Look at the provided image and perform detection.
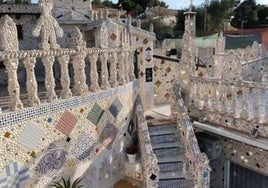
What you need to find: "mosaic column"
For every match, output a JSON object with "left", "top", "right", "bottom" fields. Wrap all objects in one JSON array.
[
  {"left": 43, "top": 56, "right": 57, "bottom": 102},
  {"left": 108, "top": 52, "right": 118, "bottom": 88},
  {"left": 240, "top": 87, "right": 249, "bottom": 120},
  {"left": 88, "top": 52, "right": 100, "bottom": 92},
  {"left": 129, "top": 50, "right": 135, "bottom": 81},
  {"left": 99, "top": 52, "right": 110, "bottom": 90},
  {"left": 4, "top": 59, "right": 23, "bottom": 110},
  {"left": 71, "top": 52, "right": 88, "bottom": 96},
  {"left": 117, "top": 51, "right": 126, "bottom": 85},
  {"left": 23, "top": 57, "right": 40, "bottom": 106},
  {"left": 58, "top": 55, "right": 72, "bottom": 99}
]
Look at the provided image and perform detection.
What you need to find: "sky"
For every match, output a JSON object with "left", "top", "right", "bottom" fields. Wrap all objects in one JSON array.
[
  {"left": 164, "top": 0, "right": 268, "bottom": 10},
  {"left": 31, "top": 0, "right": 268, "bottom": 10}
]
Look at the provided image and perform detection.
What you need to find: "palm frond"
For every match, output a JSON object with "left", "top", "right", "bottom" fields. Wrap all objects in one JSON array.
[{"left": 72, "top": 177, "right": 84, "bottom": 188}]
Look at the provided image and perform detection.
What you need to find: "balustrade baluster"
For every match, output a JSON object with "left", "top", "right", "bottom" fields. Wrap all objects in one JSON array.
[
  {"left": 71, "top": 52, "right": 88, "bottom": 96},
  {"left": 23, "top": 57, "right": 40, "bottom": 106},
  {"left": 99, "top": 52, "right": 110, "bottom": 90},
  {"left": 42, "top": 56, "right": 57, "bottom": 102},
  {"left": 260, "top": 89, "right": 268, "bottom": 123},
  {"left": 3, "top": 59, "right": 23, "bottom": 110},
  {"left": 108, "top": 52, "right": 118, "bottom": 88},
  {"left": 195, "top": 82, "right": 201, "bottom": 109},
  {"left": 117, "top": 51, "right": 126, "bottom": 85},
  {"left": 129, "top": 50, "right": 135, "bottom": 81},
  {"left": 88, "top": 52, "right": 100, "bottom": 92},
  {"left": 240, "top": 87, "right": 249, "bottom": 119},
  {"left": 252, "top": 88, "right": 261, "bottom": 122},
  {"left": 124, "top": 51, "right": 130, "bottom": 83},
  {"left": 216, "top": 84, "right": 223, "bottom": 114},
  {"left": 58, "top": 55, "right": 72, "bottom": 99},
  {"left": 230, "top": 86, "right": 237, "bottom": 116},
  {"left": 207, "top": 84, "right": 214, "bottom": 112}
]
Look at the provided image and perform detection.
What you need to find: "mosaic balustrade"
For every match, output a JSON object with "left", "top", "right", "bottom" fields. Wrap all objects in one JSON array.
[
  {"left": 135, "top": 96, "right": 160, "bottom": 188},
  {"left": 172, "top": 82, "right": 211, "bottom": 188},
  {"left": 190, "top": 77, "right": 268, "bottom": 138},
  {"left": 0, "top": 48, "right": 134, "bottom": 112}
]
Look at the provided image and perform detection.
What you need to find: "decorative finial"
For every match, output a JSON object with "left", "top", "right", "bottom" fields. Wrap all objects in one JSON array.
[{"left": 189, "top": 0, "right": 193, "bottom": 12}]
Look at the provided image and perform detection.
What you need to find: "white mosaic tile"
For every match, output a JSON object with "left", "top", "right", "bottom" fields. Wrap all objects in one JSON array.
[{"left": 16, "top": 121, "right": 44, "bottom": 150}]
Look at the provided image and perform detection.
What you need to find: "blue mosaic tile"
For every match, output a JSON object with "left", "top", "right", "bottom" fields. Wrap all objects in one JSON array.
[
  {"left": 86, "top": 103, "right": 104, "bottom": 125},
  {"left": 0, "top": 161, "right": 30, "bottom": 188},
  {"left": 36, "top": 143, "right": 67, "bottom": 175},
  {"left": 71, "top": 133, "right": 96, "bottom": 161},
  {"left": 108, "top": 97, "right": 123, "bottom": 118},
  {"left": 16, "top": 121, "right": 44, "bottom": 150}
]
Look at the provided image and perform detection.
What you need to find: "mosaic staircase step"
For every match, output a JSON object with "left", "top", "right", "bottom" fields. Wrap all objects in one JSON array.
[
  {"left": 159, "top": 171, "right": 188, "bottom": 179},
  {"left": 159, "top": 161, "right": 186, "bottom": 173},
  {"left": 154, "top": 147, "right": 184, "bottom": 158},
  {"left": 150, "top": 133, "right": 179, "bottom": 145},
  {"left": 158, "top": 179, "right": 195, "bottom": 188},
  {"left": 149, "top": 126, "right": 177, "bottom": 136},
  {"left": 157, "top": 155, "right": 186, "bottom": 163},
  {"left": 152, "top": 141, "right": 181, "bottom": 150},
  {"left": 148, "top": 124, "right": 176, "bottom": 133}
]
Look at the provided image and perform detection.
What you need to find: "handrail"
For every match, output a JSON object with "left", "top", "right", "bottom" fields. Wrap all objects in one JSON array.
[
  {"left": 171, "top": 82, "right": 211, "bottom": 188},
  {"left": 135, "top": 96, "right": 159, "bottom": 188}
]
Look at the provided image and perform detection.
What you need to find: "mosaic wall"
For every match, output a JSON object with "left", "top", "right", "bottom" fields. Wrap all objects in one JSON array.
[
  {"left": 0, "top": 83, "right": 136, "bottom": 188},
  {"left": 153, "top": 49, "right": 187, "bottom": 104},
  {"left": 209, "top": 137, "right": 268, "bottom": 188}
]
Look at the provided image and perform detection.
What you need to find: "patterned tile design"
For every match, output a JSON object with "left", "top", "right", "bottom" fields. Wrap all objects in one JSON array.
[
  {"left": 56, "top": 111, "right": 77, "bottom": 136},
  {"left": 86, "top": 103, "right": 104, "bottom": 125},
  {"left": 0, "top": 81, "right": 137, "bottom": 128},
  {"left": 36, "top": 143, "right": 67, "bottom": 175},
  {"left": 108, "top": 97, "right": 123, "bottom": 118},
  {"left": 98, "top": 122, "right": 118, "bottom": 149},
  {"left": 0, "top": 161, "right": 30, "bottom": 188},
  {"left": 71, "top": 133, "right": 96, "bottom": 161},
  {"left": 16, "top": 121, "right": 44, "bottom": 150}
]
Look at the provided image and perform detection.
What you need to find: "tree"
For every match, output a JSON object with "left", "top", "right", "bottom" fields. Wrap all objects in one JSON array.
[
  {"left": 257, "top": 5, "right": 268, "bottom": 25},
  {"left": 232, "top": 0, "right": 258, "bottom": 28},
  {"left": 142, "top": 19, "right": 172, "bottom": 41}
]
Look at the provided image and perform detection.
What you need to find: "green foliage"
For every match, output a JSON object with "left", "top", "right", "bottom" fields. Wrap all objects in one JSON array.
[
  {"left": 142, "top": 19, "right": 172, "bottom": 41},
  {"left": 232, "top": 0, "right": 259, "bottom": 28},
  {"left": 257, "top": 5, "right": 268, "bottom": 25},
  {"left": 50, "top": 177, "right": 84, "bottom": 188},
  {"left": 118, "top": 0, "right": 167, "bottom": 13}
]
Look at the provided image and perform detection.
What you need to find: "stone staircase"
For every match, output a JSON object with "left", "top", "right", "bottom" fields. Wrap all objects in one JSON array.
[{"left": 148, "top": 124, "right": 195, "bottom": 188}]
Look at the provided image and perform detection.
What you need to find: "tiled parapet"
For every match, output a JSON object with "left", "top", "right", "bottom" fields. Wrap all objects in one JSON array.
[
  {"left": 0, "top": 81, "right": 137, "bottom": 187},
  {"left": 135, "top": 96, "right": 160, "bottom": 188},
  {"left": 171, "top": 82, "right": 211, "bottom": 188}
]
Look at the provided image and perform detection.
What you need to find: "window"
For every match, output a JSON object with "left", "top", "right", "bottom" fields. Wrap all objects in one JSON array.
[
  {"left": 226, "top": 161, "right": 268, "bottom": 188},
  {"left": 16, "top": 25, "right": 23, "bottom": 40}
]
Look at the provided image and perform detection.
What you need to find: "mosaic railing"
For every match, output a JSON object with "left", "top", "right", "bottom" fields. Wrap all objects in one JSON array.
[
  {"left": 189, "top": 76, "right": 268, "bottom": 138},
  {"left": 172, "top": 82, "right": 211, "bottom": 188},
  {"left": 135, "top": 96, "right": 159, "bottom": 188},
  {"left": 0, "top": 47, "right": 135, "bottom": 112}
]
